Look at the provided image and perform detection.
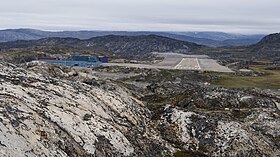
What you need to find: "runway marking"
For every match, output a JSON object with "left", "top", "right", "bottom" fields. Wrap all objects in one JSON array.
[
  {"left": 174, "top": 58, "right": 201, "bottom": 70},
  {"left": 174, "top": 58, "right": 185, "bottom": 69},
  {"left": 196, "top": 58, "right": 201, "bottom": 70}
]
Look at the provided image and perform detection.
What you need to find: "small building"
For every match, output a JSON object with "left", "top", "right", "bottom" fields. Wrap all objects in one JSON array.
[
  {"left": 36, "top": 55, "right": 101, "bottom": 67},
  {"left": 71, "top": 55, "right": 99, "bottom": 62}
]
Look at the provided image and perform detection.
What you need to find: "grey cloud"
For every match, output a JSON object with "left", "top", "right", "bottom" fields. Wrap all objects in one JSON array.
[{"left": 0, "top": 0, "right": 280, "bottom": 34}]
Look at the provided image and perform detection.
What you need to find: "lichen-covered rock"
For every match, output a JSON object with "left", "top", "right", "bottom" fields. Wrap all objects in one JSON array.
[
  {"left": 158, "top": 105, "right": 279, "bottom": 157},
  {"left": 0, "top": 62, "right": 279, "bottom": 157},
  {"left": 0, "top": 62, "right": 170, "bottom": 157}
]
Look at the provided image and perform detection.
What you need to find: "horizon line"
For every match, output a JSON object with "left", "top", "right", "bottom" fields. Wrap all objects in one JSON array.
[{"left": 0, "top": 27, "right": 272, "bottom": 35}]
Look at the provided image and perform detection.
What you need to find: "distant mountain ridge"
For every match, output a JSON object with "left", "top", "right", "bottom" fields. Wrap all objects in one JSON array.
[
  {"left": 0, "top": 28, "right": 265, "bottom": 46},
  {"left": 172, "top": 32, "right": 264, "bottom": 41}
]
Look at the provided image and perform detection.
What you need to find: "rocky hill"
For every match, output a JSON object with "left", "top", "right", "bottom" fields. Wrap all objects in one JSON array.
[
  {"left": 0, "top": 35, "right": 203, "bottom": 58},
  {"left": 0, "top": 29, "right": 264, "bottom": 46},
  {"left": 251, "top": 33, "right": 280, "bottom": 51},
  {"left": 0, "top": 62, "right": 169, "bottom": 156},
  {"left": 81, "top": 35, "right": 202, "bottom": 57},
  {"left": 0, "top": 62, "right": 279, "bottom": 156},
  {"left": 247, "top": 33, "right": 280, "bottom": 57}
]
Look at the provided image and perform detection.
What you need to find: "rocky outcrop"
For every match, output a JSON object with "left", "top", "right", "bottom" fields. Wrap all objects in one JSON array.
[
  {"left": 0, "top": 62, "right": 279, "bottom": 157},
  {"left": 0, "top": 62, "right": 171, "bottom": 157},
  {"left": 158, "top": 105, "right": 279, "bottom": 156}
]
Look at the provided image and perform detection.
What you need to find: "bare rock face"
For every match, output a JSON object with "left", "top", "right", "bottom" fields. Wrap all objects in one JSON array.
[
  {"left": 157, "top": 105, "right": 279, "bottom": 157},
  {"left": 0, "top": 62, "right": 279, "bottom": 157},
  {"left": 0, "top": 62, "right": 171, "bottom": 157}
]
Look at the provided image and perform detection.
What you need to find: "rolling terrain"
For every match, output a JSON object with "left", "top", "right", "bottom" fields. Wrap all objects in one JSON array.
[
  {"left": 249, "top": 33, "right": 280, "bottom": 55},
  {"left": 0, "top": 35, "right": 203, "bottom": 58},
  {"left": 0, "top": 29, "right": 265, "bottom": 46},
  {"left": 194, "top": 33, "right": 280, "bottom": 63},
  {"left": 0, "top": 33, "right": 279, "bottom": 66},
  {"left": 0, "top": 30, "right": 279, "bottom": 157},
  {"left": 0, "top": 61, "right": 279, "bottom": 157}
]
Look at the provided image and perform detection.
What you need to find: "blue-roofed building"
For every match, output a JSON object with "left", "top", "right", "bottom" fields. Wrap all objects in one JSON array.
[
  {"left": 71, "top": 55, "right": 99, "bottom": 62},
  {"left": 37, "top": 55, "right": 102, "bottom": 67}
]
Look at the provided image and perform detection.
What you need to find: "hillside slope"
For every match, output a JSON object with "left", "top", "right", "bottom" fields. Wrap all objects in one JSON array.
[
  {"left": 0, "top": 62, "right": 279, "bottom": 156},
  {"left": 248, "top": 33, "right": 280, "bottom": 57},
  {"left": 251, "top": 33, "right": 280, "bottom": 51},
  {"left": 0, "top": 62, "right": 171, "bottom": 156},
  {"left": 0, "top": 35, "right": 203, "bottom": 58}
]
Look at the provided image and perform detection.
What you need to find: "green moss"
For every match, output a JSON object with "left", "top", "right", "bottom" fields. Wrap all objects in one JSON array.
[{"left": 209, "top": 65, "right": 280, "bottom": 89}]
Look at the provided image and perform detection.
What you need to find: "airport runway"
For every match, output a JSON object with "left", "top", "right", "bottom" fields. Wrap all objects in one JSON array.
[{"left": 102, "top": 53, "right": 233, "bottom": 73}]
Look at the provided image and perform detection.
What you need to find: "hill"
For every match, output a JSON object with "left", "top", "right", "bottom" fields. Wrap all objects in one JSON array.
[
  {"left": 0, "top": 35, "right": 203, "bottom": 58},
  {"left": 247, "top": 33, "right": 280, "bottom": 57},
  {"left": 0, "top": 28, "right": 264, "bottom": 46},
  {"left": 250, "top": 33, "right": 280, "bottom": 51}
]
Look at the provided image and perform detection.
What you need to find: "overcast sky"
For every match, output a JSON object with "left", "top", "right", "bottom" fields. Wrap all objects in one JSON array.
[{"left": 0, "top": 0, "right": 279, "bottom": 34}]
